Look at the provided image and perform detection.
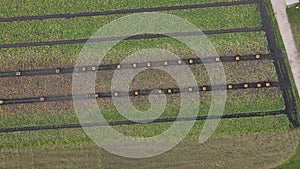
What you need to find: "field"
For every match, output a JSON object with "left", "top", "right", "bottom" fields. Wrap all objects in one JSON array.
[
  {"left": 1, "top": 130, "right": 299, "bottom": 169},
  {"left": 0, "top": 0, "right": 299, "bottom": 168}
]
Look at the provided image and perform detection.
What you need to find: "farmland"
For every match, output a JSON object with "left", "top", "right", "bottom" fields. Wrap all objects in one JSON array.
[{"left": 0, "top": 0, "right": 299, "bottom": 168}]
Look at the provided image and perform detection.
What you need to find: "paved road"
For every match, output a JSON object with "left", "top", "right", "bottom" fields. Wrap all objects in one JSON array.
[{"left": 271, "top": 0, "right": 300, "bottom": 98}]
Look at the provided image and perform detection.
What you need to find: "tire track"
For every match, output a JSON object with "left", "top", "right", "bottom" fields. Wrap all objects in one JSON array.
[
  {"left": 258, "top": 0, "right": 299, "bottom": 127},
  {"left": 0, "top": 27, "right": 262, "bottom": 49},
  {"left": 0, "top": 81, "right": 284, "bottom": 105},
  {"left": 0, "top": 53, "right": 272, "bottom": 78},
  {"left": 0, "top": 110, "right": 286, "bottom": 133}
]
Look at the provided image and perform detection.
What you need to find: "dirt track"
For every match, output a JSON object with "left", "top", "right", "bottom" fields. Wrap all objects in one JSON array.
[{"left": 271, "top": 0, "right": 300, "bottom": 98}]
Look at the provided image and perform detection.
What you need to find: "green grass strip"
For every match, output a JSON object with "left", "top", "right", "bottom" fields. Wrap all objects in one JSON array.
[
  {"left": 0, "top": 4, "right": 261, "bottom": 44},
  {"left": 0, "top": 0, "right": 244, "bottom": 17}
]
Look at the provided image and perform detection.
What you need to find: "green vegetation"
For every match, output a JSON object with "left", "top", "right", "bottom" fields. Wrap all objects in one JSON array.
[
  {"left": 0, "top": 0, "right": 242, "bottom": 17},
  {"left": 275, "top": 140, "right": 300, "bottom": 169},
  {"left": 0, "top": 3, "right": 265, "bottom": 71},
  {"left": 0, "top": 32, "right": 269, "bottom": 71},
  {"left": 273, "top": 5, "right": 300, "bottom": 169},
  {"left": 0, "top": 32, "right": 268, "bottom": 70},
  {"left": 0, "top": 4, "right": 261, "bottom": 44},
  {"left": 0, "top": 88, "right": 285, "bottom": 129},
  {"left": 1, "top": 129, "right": 298, "bottom": 169},
  {"left": 0, "top": 0, "right": 287, "bottom": 139},
  {"left": 0, "top": 60, "right": 278, "bottom": 99},
  {"left": 265, "top": 0, "right": 300, "bottom": 116},
  {"left": 0, "top": 114, "right": 291, "bottom": 148},
  {"left": 287, "top": 6, "right": 300, "bottom": 53},
  {"left": 0, "top": 0, "right": 298, "bottom": 168}
]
